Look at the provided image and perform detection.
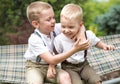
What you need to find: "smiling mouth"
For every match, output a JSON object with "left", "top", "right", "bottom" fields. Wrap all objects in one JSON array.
[{"left": 64, "top": 33, "right": 74, "bottom": 38}]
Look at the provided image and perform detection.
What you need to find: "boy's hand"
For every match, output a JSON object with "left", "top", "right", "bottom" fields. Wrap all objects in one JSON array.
[
  {"left": 96, "top": 41, "right": 115, "bottom": 51},
  {"left": 74, "top": 39, "right": 90, "bottom": 51},
  {"left": 103, "top": 45, "right": 115, "bottom": 50},
  {"left": 72, "top": 25, "right": 86, "bottom": 42},
  {"left": 47, "top": 65, "right": 56, "bottom": 79}
]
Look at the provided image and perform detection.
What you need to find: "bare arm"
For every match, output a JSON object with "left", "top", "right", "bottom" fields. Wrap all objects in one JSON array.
[
  {"left": 40, "top": 39, "right": 90, "bottom": 65},
  {"left": 95, "top": 41, "right": 115, "bottom": 50}
]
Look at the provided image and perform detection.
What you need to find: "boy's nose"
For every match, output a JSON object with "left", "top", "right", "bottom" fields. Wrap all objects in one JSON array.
[
  {"left": 64, "top": 29, "right": 70, "bottom": 33},
  {"left": 51, "top": 18, "right": 56, "bottom": 23}
]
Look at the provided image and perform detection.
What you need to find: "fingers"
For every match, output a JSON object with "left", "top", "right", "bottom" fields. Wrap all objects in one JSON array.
[
  {"left": 47, "top": 70, "right": 55, "bottom": 79},
  {"left": 71, "top": 35, "right": 77, "bottom": 41},
  {"left": 110, "top": 45, "right": 115, "bottom": 50},
  {"left": 74, "top": 39, "right": 90, "bottom": 51},
  {"left": 47, "top": 68, "right": 56, "bottom": 79},
  {"left": 53, "top": 68, "right": 56, "bottom": 75},
  {"left": 79, "top": 39, "right": 90, "bottom": 46},
  {"left": 75, "top": 38, "right": 81, "bottom": 45},
  {"left": 103, "top": 45, "right": 115, "bottom": 50},
  {"left": 80, "top": 39, "right": 90, "bottom": 45},
  {"left": 72, "top": 25, "right": 86, "bottom": 41},
  {"left": 80, "top": 40, "right": 90, "bottom": 50}
]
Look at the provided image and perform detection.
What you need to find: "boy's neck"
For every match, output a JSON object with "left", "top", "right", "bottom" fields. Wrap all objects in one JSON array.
[
  {"left": 36, "top": 28, "right": 51, "bottom": 38},
  {"left": 37, "top": 28, "right": 50, "bottom": 35}
]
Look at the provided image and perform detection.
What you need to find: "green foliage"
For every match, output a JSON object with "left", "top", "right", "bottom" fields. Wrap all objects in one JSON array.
[
  {"left": 95, "top": 5, "right": 120, "bottom": 35},
  {"left": 88, "top": 24, "right": 106, "bottom": 36},
  {"left": 0, "top": 0, "right": 119, "bottom": 45},
  {"left": 83, "top": 1, "right": 109, "bottom": 27},
  {"left": 0, "top": 0, "right": 36, "bottom": 45},
  {"left": 50, "top": 0, "right": 89, "bottom": 22},
  {"left": 0, "top": 32, "right": 10, "bottom": 45},
  {"left": 0, "top": 0, "right": 89, "bottom": 45},
  {"left": 83, "top": 0, "right": 120, "bottom": 36}
]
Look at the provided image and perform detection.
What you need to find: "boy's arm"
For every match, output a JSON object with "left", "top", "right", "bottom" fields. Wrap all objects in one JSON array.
[
  {"left": 47, "top": 64, "right": 56, "bottom": 79},
  {"left": 46, "top": 47, "right": 58, "bottom": 79},
  {"left": 72, "top": 23, "right": 86, "bottom": 41},
  {"left": 40, "top": 39, "right": 90, "bottom": 65},
  {"left": 95, "top": 41, "right": 115, "bottom": 50}
]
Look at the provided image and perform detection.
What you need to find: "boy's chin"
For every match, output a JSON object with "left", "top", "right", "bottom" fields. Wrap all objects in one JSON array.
[{"left": 50, "top": 29, "right": 54, "bottom": 32}]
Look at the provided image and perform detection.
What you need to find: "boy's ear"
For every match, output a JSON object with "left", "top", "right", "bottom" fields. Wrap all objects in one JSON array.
[
  {"left": 79, "top": 21, "right": 83, "bottom": 27},
  {"left": 31, "top": 20, "right": 39, "bottom": 28}
]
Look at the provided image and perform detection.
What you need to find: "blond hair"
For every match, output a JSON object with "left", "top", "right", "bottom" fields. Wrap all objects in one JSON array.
[
  {"left": 26, "top": 1, "right": 52, "bottom": 23},
  {"left": 60, "top": 3, "right": 83, "bottom": 22}
]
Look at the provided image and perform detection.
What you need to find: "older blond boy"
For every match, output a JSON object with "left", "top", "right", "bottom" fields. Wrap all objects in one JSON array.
[{"left": 24, "top": 1, "right": 90, "bottom": 84}]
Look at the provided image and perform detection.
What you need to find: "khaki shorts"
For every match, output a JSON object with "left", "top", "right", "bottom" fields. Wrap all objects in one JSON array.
[
  {"left": 25, "top": 60, "right": 65, "bottom": 84},
  {"left": 62, "top": 61, "right": 102, "bottom": 84}
]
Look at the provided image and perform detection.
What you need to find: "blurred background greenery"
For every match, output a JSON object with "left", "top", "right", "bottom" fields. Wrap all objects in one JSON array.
[{"left": 0, "top": 0, "right": 120, "bottom": 45}]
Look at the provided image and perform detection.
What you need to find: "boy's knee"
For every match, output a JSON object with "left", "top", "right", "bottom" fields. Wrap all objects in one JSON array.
[
  {"left": 59, "top": 71, "right": 71, "bottom": 79},
  {"left": 58, "top": 71, "right": 72, "bottom": 84}
]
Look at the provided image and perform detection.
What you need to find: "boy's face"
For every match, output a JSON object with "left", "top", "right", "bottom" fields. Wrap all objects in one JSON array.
[
  {"left": 60, "top": 16, "right": 80, "bottom": 39},
  {"left": 34, "top": 8, "right": 56, "bottom": 35}
]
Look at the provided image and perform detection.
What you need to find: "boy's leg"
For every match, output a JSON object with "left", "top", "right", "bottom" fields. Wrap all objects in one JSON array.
[
  {"left": 25, "top": 67, "right": 44, "bottom": 84},
  {"left": 57, "top": 69, "right": 72, "bottom": 84},
  {"left": 66, "top": 69, "right": 84, "bottom": 84},
  {"left": 47, "top": 69, "right": 72, "bottom": 84},
  {"left": 80, "top": 65, "right": 102, "bottom": 84},
  {"left": 61, "top": 61, "right": 84, "bottom": 84},
  {"left": 25, "top": 60, "right": 46, "bottom": 84}
]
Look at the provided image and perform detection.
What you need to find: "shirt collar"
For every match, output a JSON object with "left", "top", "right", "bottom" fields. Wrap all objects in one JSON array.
[{"left": 35, "top": 29, "right": 53, "bottom": 39}]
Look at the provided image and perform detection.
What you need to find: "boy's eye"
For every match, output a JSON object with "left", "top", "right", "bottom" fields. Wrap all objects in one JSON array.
[
  {"left": 46, "top": 18, "right": 51, "bottom": 21},
  {"left": 61, "top": 25, "right": 65, "bottom": 28},
  {"left": 46, "top": 16, "right": 55, "bottom": 21},
  {"left": 69, "top": 26, "right": 74, "bottom": 29}
]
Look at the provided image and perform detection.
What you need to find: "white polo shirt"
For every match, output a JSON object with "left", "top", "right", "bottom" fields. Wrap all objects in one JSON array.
[
  {"left": 54, "top": 30, "right": 100, "bottom": 64},
  {"left": 24, "top": 23, "right": 61, "bottom": 63}
]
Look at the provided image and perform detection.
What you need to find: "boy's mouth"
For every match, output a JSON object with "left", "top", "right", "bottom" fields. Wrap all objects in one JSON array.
[
  {"left": 65, "top": 33, "right": 74, "bottom": 39},
  {"left": 51, "top": 26, "right": 54, "bottom": 28},
  {"left": 51, "top": 24, "right": 55, "bottom": 28}
]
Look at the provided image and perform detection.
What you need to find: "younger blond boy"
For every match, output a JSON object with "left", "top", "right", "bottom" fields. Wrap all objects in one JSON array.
[{"left": 54, "top": 3, "right": 115, "bottom": 84}]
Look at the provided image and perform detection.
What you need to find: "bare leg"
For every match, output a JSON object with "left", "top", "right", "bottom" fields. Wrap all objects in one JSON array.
[{"left": 58, "top": 70, "right": 72, "bottom": 84}]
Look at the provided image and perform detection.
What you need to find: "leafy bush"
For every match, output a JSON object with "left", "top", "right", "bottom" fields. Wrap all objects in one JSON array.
[
  {"left": 95, "top": 5, "right": 120, "bottom": 35},
  {"left": 0, "top": 0, "right": 89, "bottom": 45}
]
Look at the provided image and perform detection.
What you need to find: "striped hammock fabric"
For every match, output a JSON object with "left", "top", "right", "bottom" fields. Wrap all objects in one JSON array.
[
  {"left": 88, "top": 34, "right": 120, "bottom": 76},
  {"left": 0, "top": 34, "right": 120, "bottom": 83}
]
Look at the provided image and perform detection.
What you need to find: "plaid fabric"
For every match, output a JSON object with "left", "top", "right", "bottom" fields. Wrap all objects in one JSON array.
[
  {"left": 88, "top": 34, "right": 120, "bottom": 76},
  {"left": 0, "top": 44, "right": 27, "bottom": 84},
  {"left": 0, "top": 34, "right": 120, "bottom": 83}
]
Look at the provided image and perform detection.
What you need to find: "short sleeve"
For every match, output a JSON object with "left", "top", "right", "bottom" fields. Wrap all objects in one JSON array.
[
  {"left": 86, "top": 30, "right": 100, "bottom": 46},
  {"left": 29, "top": 34, "right": 49, "bottom": 57}
]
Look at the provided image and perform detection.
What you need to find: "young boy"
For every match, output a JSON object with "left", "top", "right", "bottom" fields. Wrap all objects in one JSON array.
[
  {"left": 53, "top": 3, "right": 115, "bottom": 84},
  {"left": 24, "top": 1, "right": 90, "bottom": 84}
]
